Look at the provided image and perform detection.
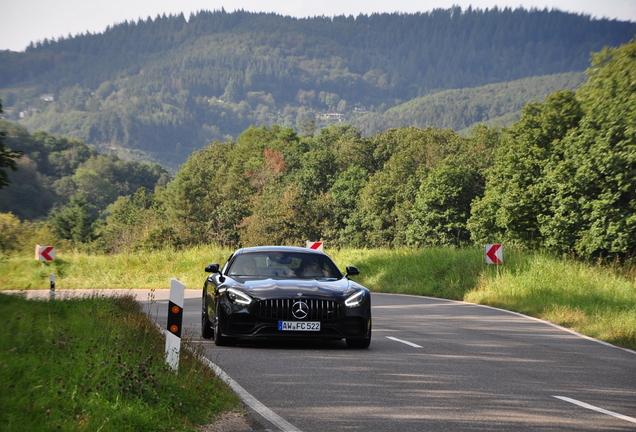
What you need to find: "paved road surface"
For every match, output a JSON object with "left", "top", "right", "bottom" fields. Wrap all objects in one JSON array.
[
  {"left": 145, "top": 291, "right": 636, "bottom": 432},
  {"left": 11, "top": 289, "right": 636, "bottom": 431}
]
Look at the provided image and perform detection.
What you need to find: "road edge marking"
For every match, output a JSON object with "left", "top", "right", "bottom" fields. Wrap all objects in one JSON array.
[
  {"left": 386, "top": 336, "right": 423, "bottom": 348},
  {"left": 553, "top": 396, "right": 636, "bottom": 424},
  {"left": 152, "top": 321, "right": 301, "bottom": 432},
  {"left": 200, "top": 357, "right": 302, "bottom": 432},
  {"left": 373, "top": 293, "right": 636, "bottom": 356}
]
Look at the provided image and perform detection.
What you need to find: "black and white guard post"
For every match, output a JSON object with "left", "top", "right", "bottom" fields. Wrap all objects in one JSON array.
[
  {"left": 165, "top": 278, "right": 185, "bottom": 371},
  {"left": 50, "top": 273, "right": 56, "bottom": 300}
]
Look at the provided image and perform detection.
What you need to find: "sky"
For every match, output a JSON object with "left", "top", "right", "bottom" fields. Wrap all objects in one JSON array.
[{"left": 1, "top": 0, "right": 635, "bottom": 52}]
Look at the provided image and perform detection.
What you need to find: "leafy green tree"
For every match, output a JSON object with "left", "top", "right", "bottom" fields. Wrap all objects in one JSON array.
[
  {"left": 97, "top": 187, "right": 170, "bottom": 252},
  {"left": 540, "top": 39, "right": 636, "bottom": 257},
  {"left": 326, "top": 165, "right": 369, "bottom": 246},
  {"left": 0, "top": 100, "right": 23, "bottom": 189},
  {"left": 240, "top": 182, "right": 330, "bottom": 246},
  {"left": 54, "top": 168, "right": 119, "bottom": 212},
  {"left": 162, "top": 140, "right": 252, "bottom": 246},
  {"left": 354, "top": 127, "right": 464, "bottom": 246},
  {"left": 468, "top": 90, "right": 583, "bottom": 246},
  {"left": 407, "top": 154, "right": 484, "bottom": 246},
  {"left": 0, "top": 157, "right": 56, "bottom": 220},
  {"left": 49, "top": 193, "right": 96, "bottom": 243},
  {"left": 0, "top": 212, "right": 21, "bottom": 253}
]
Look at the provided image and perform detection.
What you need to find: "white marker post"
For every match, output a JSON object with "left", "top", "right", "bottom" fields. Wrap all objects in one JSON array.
[
  {"left": 165, "top": 278, "right": 185, "bottom": 371},
  {"left": 50, "top": 273, "right": 56, "bottom": 300}
]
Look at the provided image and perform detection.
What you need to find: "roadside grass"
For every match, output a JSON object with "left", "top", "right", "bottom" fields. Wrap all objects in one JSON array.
[
  {"left": 0, "top": 246, "right": 234, "bottom": 291},
  {"left": 0, "top": 292, "right": 240, "bottom": 432},
  {"left": 1, "top": 245, "right": 635, "bottom": 350},
  {"left": 465, "top": 252, "right": 636, "bottom": 350},
  {"left": 330, "top": 247, "right": 486, "bottom": 299}
]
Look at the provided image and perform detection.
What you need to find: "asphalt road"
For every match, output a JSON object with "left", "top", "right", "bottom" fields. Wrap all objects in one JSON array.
[{"left": 141, "top": 291, "right": 636, "bottom": 432}]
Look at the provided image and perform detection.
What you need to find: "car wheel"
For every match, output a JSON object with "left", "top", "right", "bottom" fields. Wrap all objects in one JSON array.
[
  {"left": 214, "top": 314, "right": 237, "bottom": 346},
  {"left": 202, "top": 303, "right": 214, "bottom": 339},
  {"left": 346, "top": 337, "right": 371, "bottom": 349}
]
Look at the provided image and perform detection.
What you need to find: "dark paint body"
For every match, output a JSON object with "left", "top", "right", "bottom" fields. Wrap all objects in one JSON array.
[{"left": 202, "top": 246, "right": 372, "bottom": 348}]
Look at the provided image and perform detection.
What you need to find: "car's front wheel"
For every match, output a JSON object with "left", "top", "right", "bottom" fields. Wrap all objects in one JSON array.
[
  {"left": 202, "top": 304, "right": 214, "bottom": 339},
  {"left": 214, "top": 312, "right": 237, "bottom": 346}
]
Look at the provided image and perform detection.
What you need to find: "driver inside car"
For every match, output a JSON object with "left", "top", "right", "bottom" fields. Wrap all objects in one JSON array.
[
  {"left": 301, "top": 258, "right": 329, "bottom": 277},
  {"left": 240, "top": 257, "right": 257, "bottom": 276}
]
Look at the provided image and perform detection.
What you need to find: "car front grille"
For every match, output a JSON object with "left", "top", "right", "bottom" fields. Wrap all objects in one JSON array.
[{"left": 257, "top": 298, "right": 344, "bottom": 321}]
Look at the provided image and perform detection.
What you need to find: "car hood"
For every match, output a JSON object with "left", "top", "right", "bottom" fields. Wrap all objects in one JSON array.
[{"left": 227, "top": 277, "right": 362, "bottom": 300}]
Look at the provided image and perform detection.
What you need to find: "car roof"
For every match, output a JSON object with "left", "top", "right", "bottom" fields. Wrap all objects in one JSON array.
[{"left": 234, "top": 246, "right": 326, "bottom": 256}]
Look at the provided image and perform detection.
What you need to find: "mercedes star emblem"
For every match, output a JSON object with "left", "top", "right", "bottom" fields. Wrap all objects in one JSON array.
[{"left": 292, "top": 300, "right": 309, "bottom": 320}]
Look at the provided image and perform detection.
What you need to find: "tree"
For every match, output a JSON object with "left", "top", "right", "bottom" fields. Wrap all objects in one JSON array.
[
  {"left": 540, "top": 39, "right": 636, "bottom": 257},
  {"left": 0, "top": 212, "right": 21, "bottom": 253},
  {"left": 354, "top": 127, "right": 464, "bottom": 246},
  {"left": 407, "top": 154, "right": 484, "bottom": 246},
  {"left": 49, "top": 194, "right": 96, "bottom": 243},
  {"left": 0, "top": 100, "right": 23, "bottom": 189},
  {"left": 468, "top": 91, "right": 583, "bottom": 246}
]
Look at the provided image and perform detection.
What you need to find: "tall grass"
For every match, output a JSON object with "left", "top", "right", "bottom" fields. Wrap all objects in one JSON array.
[
  {"left": 330, "top": 247, "right": 485, "bottom": 299},
  {"left": 0, "top": 246, "right": 234, "bottom": 290},
  {"left": 465, "top": 252, "right": 636, "bottom": 349},
  {"left": 0, "top": 292, "right": 240, "bottom": 431},
  {"left": 2, "top": 245, "right": 635, "bottom": 350}
]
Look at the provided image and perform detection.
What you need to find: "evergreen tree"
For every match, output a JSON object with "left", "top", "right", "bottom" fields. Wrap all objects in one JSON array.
[{"left": 50, "top": 193, "right": 96, "bottom": 243}]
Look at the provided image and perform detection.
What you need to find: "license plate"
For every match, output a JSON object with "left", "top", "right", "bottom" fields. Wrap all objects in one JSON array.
[{"left": 278, "top": 321, "right": 321, "bottom": 331}]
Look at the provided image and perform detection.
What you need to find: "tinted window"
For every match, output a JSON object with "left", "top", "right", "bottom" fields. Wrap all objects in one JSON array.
[{"left": 227, "top": 252, "right": 341, "bottom": 279}]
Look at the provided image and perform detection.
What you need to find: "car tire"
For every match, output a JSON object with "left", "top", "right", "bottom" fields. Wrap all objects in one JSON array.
[
  {"left": 346, "top": 337, "right": 371, "bottom": 349},
  {"left": 202, "top": 306, "right": 214, "bottom": 339},
  {"left": 214, "top": 314, "right": 237, "bottom": 346}
]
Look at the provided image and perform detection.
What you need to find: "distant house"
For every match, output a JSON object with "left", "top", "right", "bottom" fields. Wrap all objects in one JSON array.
[
  {"left": 353, "top": 107, "right": 368, "bottom": 112},
  {"left": 40, "top": 94, "right": 55, "bottom": 102},
  {"left": 322, "top": 113, "right": 345, "bottom": 121},
  {"left": 19, "top": 108, "right": 41, "bottom": 118}
]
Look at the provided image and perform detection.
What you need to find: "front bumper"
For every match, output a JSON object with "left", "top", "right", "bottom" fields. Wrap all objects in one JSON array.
[{"left": 218, "top": 297, "right": 371, "bottom": 340}]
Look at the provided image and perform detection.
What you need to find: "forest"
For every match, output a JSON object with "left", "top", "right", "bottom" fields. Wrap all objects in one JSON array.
[
  {"left": 0, "top": 7, "right": 634, "bottom": 169},
  {"left": 1, "top": 37, "right": 635, "bottom": 260}
]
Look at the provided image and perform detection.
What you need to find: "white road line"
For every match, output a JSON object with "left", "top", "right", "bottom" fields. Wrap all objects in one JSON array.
[
  {"left": 373, "top": 293, "right": 636, "bottom": 356},
  {"left": 153, "top": 322, "right": 301, "bottom": 432},
  {"left": 554, "top": 396, "right": 636, "bottom": 424},
  {"left": 201, "top": 356, "right": 302, "bottom": 432},
  {"left": 386, "top": 336, "right": 423, "bottom": 348}
]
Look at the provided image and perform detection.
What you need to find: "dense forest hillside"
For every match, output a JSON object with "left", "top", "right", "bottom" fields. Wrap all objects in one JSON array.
[
  {"left": 0, "top": 119, "right": 170, "bottom": 222},
  {"left": 352, "top": 72, "right": 588, "bottom": 134},
  {"left": 0, "top": 8, "right": 634, "bottom": 168},
  {"left": 2, "top": 38, "right": 635, "bottom": 260}
]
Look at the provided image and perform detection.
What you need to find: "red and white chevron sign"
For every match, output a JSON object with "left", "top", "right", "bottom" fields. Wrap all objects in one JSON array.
[
  {"left": 306, "top": 241, "right": 324, "bottom": 252},
  {"left": 35, "top": 245, "right": 55, "bottom": 261},
  {"left": 485, "top": 244, "right": 503, "bottom": 264}
]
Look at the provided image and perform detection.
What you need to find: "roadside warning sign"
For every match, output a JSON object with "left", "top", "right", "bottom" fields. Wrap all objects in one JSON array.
[
  {"left": 35, "top": 245, "right": 55, "bottom": 261},
  {"left": 485, "top": 244, "right": 503, "bottom": 264},
  {"left": 306, "top": 241, "right": 323, "bottom": 252}
]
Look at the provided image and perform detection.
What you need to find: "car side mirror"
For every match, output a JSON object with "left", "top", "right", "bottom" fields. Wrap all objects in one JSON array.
[
  {"left": 345, "top": 266, "right": 360, "bottom": 277},
  {"left": 205, "top": 263, "right": 220, "bottom": 273}
]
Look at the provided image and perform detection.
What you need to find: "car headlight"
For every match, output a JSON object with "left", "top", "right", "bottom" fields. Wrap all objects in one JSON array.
[
  {"left": 226, "top": 288, "right": 253, "bottom": 305},
  {"left": 345, "top": 290, "right": 366, "bottom": 308}
]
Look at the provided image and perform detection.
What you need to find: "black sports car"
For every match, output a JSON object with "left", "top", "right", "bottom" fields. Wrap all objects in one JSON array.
[{"left": 202, "top": 246, "right": 372, "bottom": 348}]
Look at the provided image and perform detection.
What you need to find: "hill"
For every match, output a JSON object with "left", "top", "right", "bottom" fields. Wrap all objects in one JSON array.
[
  {"left": 350, "top": 72, "right": 589, "bottom": 134},
  {"left": 0, "top": 8, "right": 634, "bottom": 168}
]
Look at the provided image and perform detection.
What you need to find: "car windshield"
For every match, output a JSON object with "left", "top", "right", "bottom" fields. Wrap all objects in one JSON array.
[{"left": 227, "top": 252, "right": 342, "bottom": 279}]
